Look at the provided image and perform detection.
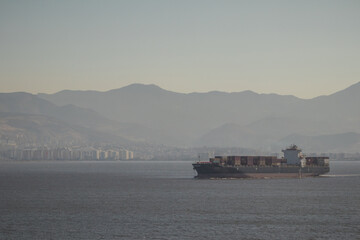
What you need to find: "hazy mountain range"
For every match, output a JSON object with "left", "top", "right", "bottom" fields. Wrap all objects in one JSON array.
[
  {"left": 0, "top": 82, "right": 359, "bottom": 152},
  {"left": 0, "top": 93, "right": 134, "bottom": 147}
]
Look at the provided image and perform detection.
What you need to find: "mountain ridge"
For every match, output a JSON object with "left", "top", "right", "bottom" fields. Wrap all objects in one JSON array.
[
  {"left": 36, "top": 82, "right": 360, "bottom": 151},
  {"left": 1, "top": 82, "right": 359, "bottom": 152},
  {"left": 38, "top": 81, "right": 360, "bottom": 99}
]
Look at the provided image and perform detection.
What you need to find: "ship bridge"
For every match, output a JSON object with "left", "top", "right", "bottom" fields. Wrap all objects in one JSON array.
[{"left": 282, "top": 144, "right": 304, "bottom": 165}]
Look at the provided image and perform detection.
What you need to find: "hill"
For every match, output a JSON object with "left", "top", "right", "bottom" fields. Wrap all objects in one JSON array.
[
  {"left": 0, "top": 93, "right": 141, "bottom": 147},
  {"left": 38, "top": 82, "right": 360, "bottom": 152}
]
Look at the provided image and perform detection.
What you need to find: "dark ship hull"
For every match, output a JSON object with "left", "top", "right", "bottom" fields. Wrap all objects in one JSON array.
[{"left": 193, "top": 163, "right": 330, "bottom": 179}]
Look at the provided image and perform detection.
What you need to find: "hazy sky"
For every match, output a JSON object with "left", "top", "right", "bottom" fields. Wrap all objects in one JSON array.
[{"left": 1, "top": 0, "right": 359, "bottom": 98}]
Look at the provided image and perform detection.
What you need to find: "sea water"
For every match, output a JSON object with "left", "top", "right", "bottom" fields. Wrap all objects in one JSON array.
[{"left": 0, "top": 160, "right": 359, "bottom": 239}]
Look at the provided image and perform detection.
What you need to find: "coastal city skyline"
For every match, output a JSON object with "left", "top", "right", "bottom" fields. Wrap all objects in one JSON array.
[{"left": 1, "top": 2, "right": 359, "bottom": 239}]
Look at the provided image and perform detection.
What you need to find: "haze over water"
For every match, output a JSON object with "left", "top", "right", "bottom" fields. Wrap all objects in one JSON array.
[
  {"left": 0, "top": 160, "right": 359, "bottom": 239},
  {"left": 1, "top": 1, "right": 360, "bottom": 239}
]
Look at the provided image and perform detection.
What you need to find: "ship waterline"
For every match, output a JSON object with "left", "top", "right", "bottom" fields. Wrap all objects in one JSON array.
[{"left": 193, "top": 163, "right": 330, "bottom": 179}]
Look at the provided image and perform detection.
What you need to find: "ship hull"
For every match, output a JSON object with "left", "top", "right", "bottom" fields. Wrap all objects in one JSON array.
[{"left": 193, "top": 164, "right": 330, "bottom": 179}]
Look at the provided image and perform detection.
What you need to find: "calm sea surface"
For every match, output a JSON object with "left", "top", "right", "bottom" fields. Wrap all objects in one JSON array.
[{"left": 0, "top": 160, "right": 359, "bottom": 240}]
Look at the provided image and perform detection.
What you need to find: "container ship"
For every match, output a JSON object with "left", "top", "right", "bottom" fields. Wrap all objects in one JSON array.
[{"left": 193, "top": 145, "right": 330, "bottom": 179}]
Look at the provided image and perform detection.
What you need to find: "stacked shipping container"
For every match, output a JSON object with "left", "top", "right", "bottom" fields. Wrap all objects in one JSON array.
[{"left": 209, "top": 155, "right": 329, "bottom": 167}]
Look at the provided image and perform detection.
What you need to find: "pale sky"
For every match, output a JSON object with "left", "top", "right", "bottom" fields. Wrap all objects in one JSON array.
[{"left": 0, "top": 0, "right": 359, "bottom": 98}]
